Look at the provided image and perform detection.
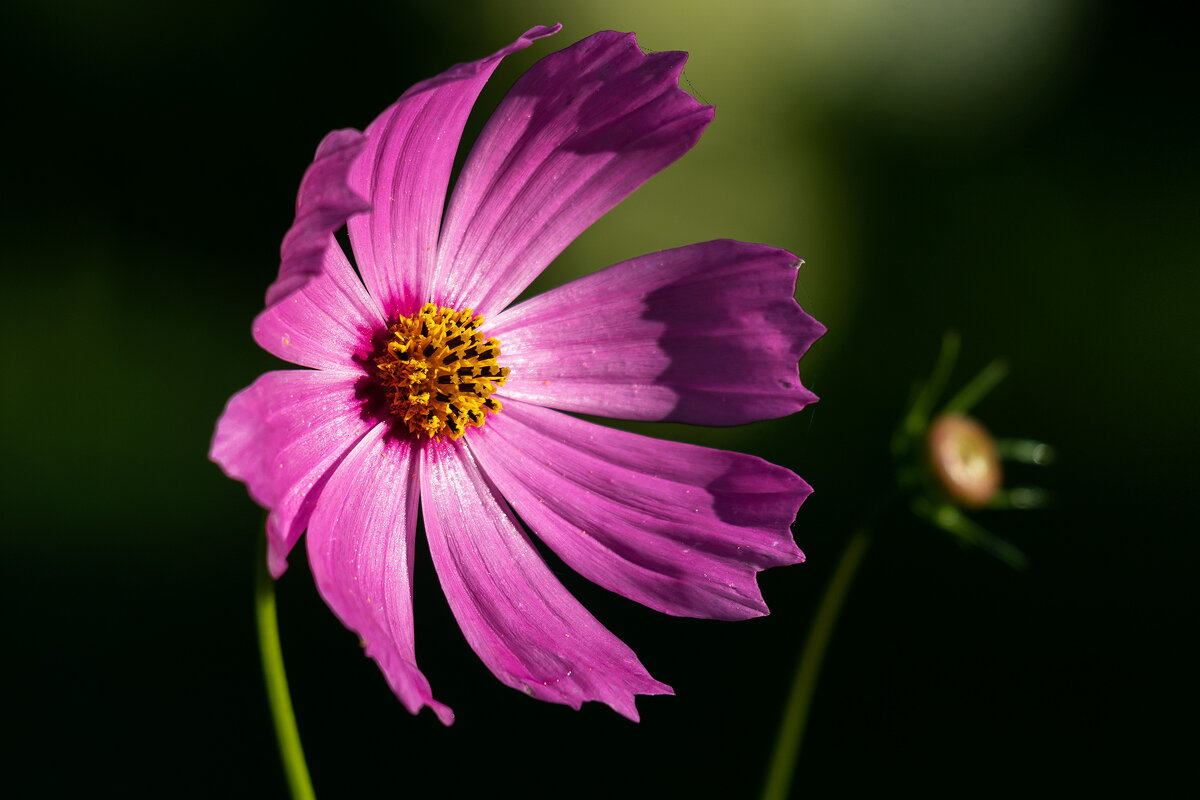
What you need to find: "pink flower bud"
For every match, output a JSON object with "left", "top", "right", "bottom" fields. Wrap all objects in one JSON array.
[{"left": 926, "top": 413, "right": 1002, "bottom": 508}]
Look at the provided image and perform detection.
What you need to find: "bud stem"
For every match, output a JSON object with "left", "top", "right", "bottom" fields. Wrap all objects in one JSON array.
[{"left": 761, "top": 527, "right": 873, "bottom": 800}]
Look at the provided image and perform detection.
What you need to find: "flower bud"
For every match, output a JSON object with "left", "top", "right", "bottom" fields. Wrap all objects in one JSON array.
[{"left": 925, "top": 412, "right": 1002, "bottom": 508}]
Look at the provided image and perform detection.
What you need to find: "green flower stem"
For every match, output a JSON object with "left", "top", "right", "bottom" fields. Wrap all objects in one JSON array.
[
  {"left": 761, "top": 527, "right": 872, "bottom": 800},
  {"left": 255, "top": 535, "right": 316, "bottom": 800}
]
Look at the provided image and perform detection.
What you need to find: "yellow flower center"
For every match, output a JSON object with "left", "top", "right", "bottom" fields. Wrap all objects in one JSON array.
[{"left": 373, "top": 303, "right": 510, "bottom": 440}]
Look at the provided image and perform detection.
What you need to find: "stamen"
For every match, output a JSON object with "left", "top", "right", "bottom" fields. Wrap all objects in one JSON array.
[{"left": 373, "top": 303, "right": 510, "bottom": 440}]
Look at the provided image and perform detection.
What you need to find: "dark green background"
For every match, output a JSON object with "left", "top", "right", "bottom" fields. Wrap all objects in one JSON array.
[{"left": 4, "top": 1, "right": 1195, "bottom": 796}]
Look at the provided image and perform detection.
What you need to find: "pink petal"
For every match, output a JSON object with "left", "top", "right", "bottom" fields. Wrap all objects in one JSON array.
[
  {"left": 253, "top": 240, "right": 384, "bottom": 371},
  {"left": 432, "top": 31, "right": 714, "bottom": 318},
  {"left": 421, "top": 440, "right": 672, "bottom": 720},
  {"left": 347, "top": 25, "right": 561, "bottom": 317},
  {"left": 306, "top": 424, "right": 453, "bottom": 725},
  {"left": 265, "top": 129, "right": 371, "bottom": 309},
  {"left": 489, "top": 240, "right": 825, "bottom": 425},
  {"left": 469, "top": 400, "right": 808, "bottom": 620},
  {"left": 209, "top": 370, "right": 374, "bottom": 576}
]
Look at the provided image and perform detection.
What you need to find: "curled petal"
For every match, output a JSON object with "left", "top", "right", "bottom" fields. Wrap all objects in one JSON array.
[
  {"left": 209, "top": 370, "right": 373, "bottom": 575},
  {"left": 347, "top": 25, "right": 561, "bottom": 317},
  {"left": 265, "top": 129, "right": 370, "bottom": 309},
  {"left": 307, "top": 425, "right": 452, "bottom": 724},
  {"left": 421, "top": 440, "right": 672, "bottom": 720},
  {"left": 490, "top": 240, "right": 824, "bottom": 425},
  {"left": 470, "top": 400, "right": 808, "bottom": 620},
  {"left": 433, "top": 30, "right": 714, "bottom": 318}
]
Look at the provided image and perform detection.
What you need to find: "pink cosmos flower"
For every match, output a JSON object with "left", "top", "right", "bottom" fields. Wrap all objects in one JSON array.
[{"left": 211, "top": 25, "right": 823, "bottom": 725}]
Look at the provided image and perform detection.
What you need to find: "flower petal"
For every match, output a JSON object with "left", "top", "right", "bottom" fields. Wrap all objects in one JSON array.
[
  {"left": 253, "top": 240, "right": 384, "bottom": 371},
  {"left": 470, "top": 400, "right": 809, "bottom": 620},
  {"left": 306, "top": 424, "right": 453, "bottom": 725},
  {"left": 489, "top": 240, "right": 825, "bottom": 425},
  {"left": 432, "top": 31, "right": 714, "bottom": 318},
  {"left": 265, "top": 129, "right": 371, "bottom": 309},
  {"left": 209, "top": 370, "right": 374, "bottom": 576},
  {"left": 421, "top": 440, "right": 672, "bottom": 720},
  {"left": 347, "top": 25, "right": 561, "bottom": 317}
]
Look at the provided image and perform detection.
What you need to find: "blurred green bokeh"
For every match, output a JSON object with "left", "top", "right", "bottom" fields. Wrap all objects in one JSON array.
[{"left": 3, "top": 0, "right": 1195, "bottom": 796}]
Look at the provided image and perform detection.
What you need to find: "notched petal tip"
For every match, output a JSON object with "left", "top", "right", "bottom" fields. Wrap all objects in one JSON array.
[
  {"left": 372, "top": 650, "right": 456, "bottom": 726},
  {"left": 628, "top": 34, "right": 717, "bottom": 122},
  {"left": 520, "top": 671, "right": 672, "bottom": 723},
  {"left": 607, "top": 679, "right": 675, "bottom": 723},
  {"left": 750, "top": 245, "right": 824, "bottom": 354}
]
